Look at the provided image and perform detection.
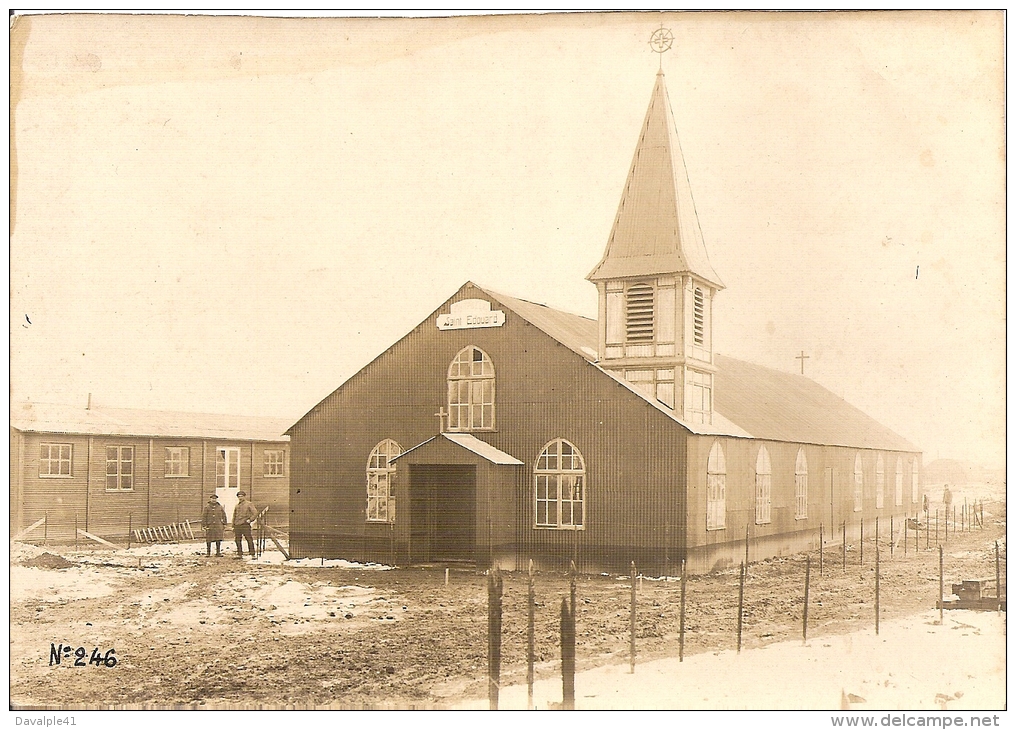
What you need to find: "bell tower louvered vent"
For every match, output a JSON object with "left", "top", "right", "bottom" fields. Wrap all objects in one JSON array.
[
  {"left": 693, "top": 287, "right": 705, "bottom": 346},
  {"left": 625, "top": 284, "right": 655, "bottom": 342}
]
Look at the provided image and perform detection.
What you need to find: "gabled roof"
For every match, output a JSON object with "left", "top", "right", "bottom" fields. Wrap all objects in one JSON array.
[
  {"left": 481, "top": 286, "right": 917, "bottom": 453},
  {"left": 485, "top": 288, "right": 599, "bottom": 361},
  {"left": 10, "top": 402, "right": 291, "bottom": 442},
  {"left": 588, "top": 71, "right": 723, "bottom": 289},
  {"left": 711, "top": 356, "right": 918, "bottom": 452},
  {"left": 391, "top": 433, "right": 523, "bottom": 466}
]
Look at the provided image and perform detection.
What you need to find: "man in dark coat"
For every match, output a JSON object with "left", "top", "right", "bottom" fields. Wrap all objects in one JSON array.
[
  {"left": 232, "top": 491, "right": 259, "bottom": 559},
  {"left": 201, "top": 494, "right": 227, "bottom": 557}
]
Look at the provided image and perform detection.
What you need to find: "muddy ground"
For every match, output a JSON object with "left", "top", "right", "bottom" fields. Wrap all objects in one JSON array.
[{"left": 10, "top": 504, "right": 1006, "bottom": 709}]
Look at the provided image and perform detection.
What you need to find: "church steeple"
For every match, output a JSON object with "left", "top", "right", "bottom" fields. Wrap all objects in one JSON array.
[
  {"left": 589, "top": 70, "right": 722, "bottom": 425},
  {"left": 588, "top": 71, "right": 722, "bottom": 288}
]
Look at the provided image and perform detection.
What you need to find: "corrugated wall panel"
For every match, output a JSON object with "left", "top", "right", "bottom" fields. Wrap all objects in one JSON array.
[
  {"left": 686, "top": 433, "right": 923, "bottom": 572},
  {"left": 290, "top": 283, "right": 689, "bottom": 573}
]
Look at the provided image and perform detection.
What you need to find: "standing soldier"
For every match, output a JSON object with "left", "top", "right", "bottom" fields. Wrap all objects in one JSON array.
[
  {"left": 201, "top": 494, "right": 227, "bottom": 557},
  {"left": 232, "top": 491, "right": 259, "bottom": 559}
]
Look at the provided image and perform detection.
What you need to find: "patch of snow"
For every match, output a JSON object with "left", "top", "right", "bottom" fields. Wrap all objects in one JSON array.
[
  {"left": 10, "top": 541, "right": 48, "bottom": 562},
  {"left": 282, "top": 557, "right": 394, "bottom": 570},
  {"left": 10, "top": 566, "right": 121, "bottom": 603},
  {"left": 201, "top": 574, "right": 390, "bottom": 634},
  {"left": 454, "top": 610, "right": 1005, "bottom": 710}
]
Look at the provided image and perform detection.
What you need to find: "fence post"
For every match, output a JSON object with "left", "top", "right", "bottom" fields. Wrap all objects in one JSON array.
[
  {"left": 996, "top": 541, "right": 1001, "bottom": 613},
  {"left": 904, "top": 513, "right": 908, "bottom": 557},
  {"left": 890, "top": 516, "right": 894, "bottom": 557},
  {"left": 737, "top": 562, "right": 745, "bottom": 654},
  {"left": 875, "top": 516, "right": 879, "bottom": 554},
  {"left": 936, "top": 510, "right": 939, "bottom": 545},
  {"left": 842, "top": 521, "right": 846, "bottom": 571},
  {"left": 938, "top": 545, "right": 944, "bottom": 625},
  {"left": 745, "top": 524, "right": 749, "bottom": 567},
  {"left": 127, "top": 514, "right": 132, "bottom": 550},
  {"left": 44, "top": 512, "right": 48, "bottom": 546},
  {"left": 487, "top": 567, "right": 502, "bottom": 711},
  {"left": 819, "top": 523, "right": 824, "bottom": 576},
  {"left": 678, "top": 560, "right": 686, "bottom": 661},
  {"left": 629, "top": 561, "right": 637, "bottom": 674},
  {"left": 803, "top": 556, "right": 810, "bottom": 644},
  {"left": 860, "top": 518, "right": 864, "bottom": 566},
  {"left": 527, "top": 560, "right": 535, "bottom": 710},
  {"left": 875, "top": 546, "right": 880, "bottom": 635},
  {"left": 570, "top": 560, "right": 577, "bottom": 618},
  {"left": 74, "top": 515, "right": 79, "bottom": 551},
  {"left": 560, "top": 595, "right": 575, "bottom": 710}
]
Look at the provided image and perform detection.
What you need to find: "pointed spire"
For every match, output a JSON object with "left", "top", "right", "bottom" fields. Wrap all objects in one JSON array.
[{"left": 588, "top": 72, "right": 723, "bottom": 289}]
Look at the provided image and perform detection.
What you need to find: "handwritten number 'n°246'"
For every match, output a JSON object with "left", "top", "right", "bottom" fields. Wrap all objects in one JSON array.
[{"left": 49, "top": 644, "right": 117, "bottom": 667}]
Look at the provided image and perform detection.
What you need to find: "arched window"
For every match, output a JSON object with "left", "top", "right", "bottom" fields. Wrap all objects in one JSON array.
[
  {"left": 911, "top": 459, "right": 920, "bottom": 503},
  {"left": 875, "top": 453, "right": 885, "bottom": 509},
  {"left": 534, "top": 439, "right": 585, "bottom": 529},
  {"left": 707, "top": 441, "right": 726, "bottom": 530},
  {"left": 366, "top": 439, "right": 401, "bottom": 522},
  {"left": 853, "top": 453, "right": 864, "bottom": 512},
  {"left": 894, "top": 456, "right": 904, "bottom": 506},
  {"left": 755, "top": 445, "right": 772, "bottom": 525},
  {"left": 448, "top": 346, "right": 495, "bottom": 431},
  {"left": 795, "top": 448, "right": 808, "bottom": 520}
]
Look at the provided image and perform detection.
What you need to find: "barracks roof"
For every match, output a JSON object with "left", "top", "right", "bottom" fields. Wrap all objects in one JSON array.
[
  {"left": 487, "top": 287, "right": 917, "bottom": 453},
  {"left": 11, "top": 402, "right": 291, "bottom": 442}
]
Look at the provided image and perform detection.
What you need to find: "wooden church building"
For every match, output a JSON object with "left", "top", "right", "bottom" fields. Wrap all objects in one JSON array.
[{"left": 288, "top": 72, "right": 922, "bottom": 574}]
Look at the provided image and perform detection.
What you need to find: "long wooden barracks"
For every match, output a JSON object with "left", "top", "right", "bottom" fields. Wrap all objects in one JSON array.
[
  {"left": 10, "top": 401, "right": 291, "bottom": 542},
  {"left": 288, "top": 72, "right": 922, "bottom": 574}
]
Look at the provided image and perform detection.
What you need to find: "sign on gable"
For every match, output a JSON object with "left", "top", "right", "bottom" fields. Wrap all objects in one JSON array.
[{"left": 437, "top": 299, "right": 506, "bottom": 330}]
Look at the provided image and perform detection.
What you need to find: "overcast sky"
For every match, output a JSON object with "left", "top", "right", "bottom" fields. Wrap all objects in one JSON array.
[{"left": 9, "top": 12, "right": 1005, "bottom": 468}]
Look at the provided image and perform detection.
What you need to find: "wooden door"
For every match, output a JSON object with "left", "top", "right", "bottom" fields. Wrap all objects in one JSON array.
[
  {"left": 216, "top": 447, "right": 241, "bottom": 521},
  {"left": 409, "top": 465, "right": 476, "bottom": 563}
]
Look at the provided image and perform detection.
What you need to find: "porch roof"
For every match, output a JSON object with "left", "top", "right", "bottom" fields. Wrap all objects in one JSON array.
[{"left": 391, "top": 433, "right": 523, "bottom": 466}]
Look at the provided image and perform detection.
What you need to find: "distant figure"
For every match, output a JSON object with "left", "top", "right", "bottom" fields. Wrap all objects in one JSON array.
[
  {"left": 923, "top": 493, "right": 930, "bottom": 514},
  {"left": 943, "top": 485, "right": 953, "bottom": 509},
  {"left": 201, "top": 494, "right": 227, "bottom": 557},
  {"left": 232, "top": 491, "right": 259, "bottom": 559}
]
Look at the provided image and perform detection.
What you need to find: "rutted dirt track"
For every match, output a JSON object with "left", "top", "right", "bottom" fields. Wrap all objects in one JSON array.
[{"left": 10, "top": 506, "right": 1005, "bottom": 709}]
